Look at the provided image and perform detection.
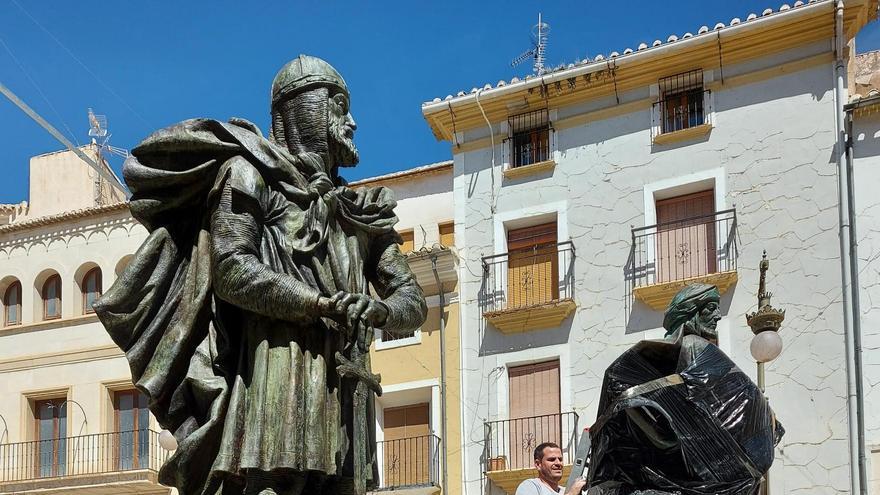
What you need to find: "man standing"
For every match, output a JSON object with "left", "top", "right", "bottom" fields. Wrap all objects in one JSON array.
[
  {"left": 95, "top": 55, "right": 427, "bottom": 495},
  {"left": 515, "top": 443, "right": 587, "bottom": 495}
]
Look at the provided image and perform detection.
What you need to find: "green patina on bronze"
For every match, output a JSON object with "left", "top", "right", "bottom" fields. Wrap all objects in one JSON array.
[
  {"left": 662, "top": 283, "right": 722, "bottom": 340},
  {"left": 94, "top": 55, "right": 427, "bottom": 495}
]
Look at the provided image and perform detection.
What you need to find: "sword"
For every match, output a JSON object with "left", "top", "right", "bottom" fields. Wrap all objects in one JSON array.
[{"left": 336, "top": 319, "right": 382, "bottom": 495}]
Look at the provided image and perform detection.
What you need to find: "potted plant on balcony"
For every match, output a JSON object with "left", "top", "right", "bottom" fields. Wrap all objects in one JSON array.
[{"left": 488, "top": 455, "right": 507, "bottom": 472}]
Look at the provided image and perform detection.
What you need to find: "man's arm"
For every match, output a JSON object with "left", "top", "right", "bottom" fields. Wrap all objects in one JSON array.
[
  {"left": 367, "top": 232, "right": 428, "bottom": 333},
  {"left": 210, "top": 157, "right": 322, "bottom": 321}
]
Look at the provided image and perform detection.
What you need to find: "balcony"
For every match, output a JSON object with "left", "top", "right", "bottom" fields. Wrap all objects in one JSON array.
[
  {"left": 484, "top": 412, "right": 579, "bottom": 494},
  {"left": 0, "top": 430, "right": 171, "bottom": 494},
  {"left": 627, "top": 209, "right": 738, "bottom": 310},
  {"left": 481, "top": 241, "right": 576, "bottom": 333},
  {"left": 372, "top": 435, "right": 441, "bottom": 495}
]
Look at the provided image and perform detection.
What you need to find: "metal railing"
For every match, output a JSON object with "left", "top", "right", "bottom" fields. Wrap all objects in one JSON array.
[
  {"left": 481, "top": 241, "right": 575, "bottom": 314},
  {"left": 0, "top": 430, "right": 169, "bottom": 482},
  {"left": 484, "top": 412, "right": 579, "bottom": 472},
  {"left": 375, "top": 434, "right": 440, "bottom": 490},
  {"left": 627, "top": 209, "right": 737, "bottom": 290}
]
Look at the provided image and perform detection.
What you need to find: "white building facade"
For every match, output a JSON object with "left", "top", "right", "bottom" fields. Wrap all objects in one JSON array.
[{"left": 421, "top": 1, "right": 879, "bottom": 494}]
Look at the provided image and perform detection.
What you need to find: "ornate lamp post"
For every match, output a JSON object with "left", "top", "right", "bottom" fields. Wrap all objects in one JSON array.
[{"left": 746, "top": 251, "right": 785, "bottom": 495}]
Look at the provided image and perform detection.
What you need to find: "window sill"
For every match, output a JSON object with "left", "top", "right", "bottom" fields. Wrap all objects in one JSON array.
[
  {"left": 0, "top": 313, "right": 100, "bottom": 335},
  {"left": 373, "top": 329, "right": 422, "bottom": 351},
  {"left": 652, "top": 123, "right": 712, "bottom": 145},
  {"left": 502, "top": 159, "right": 556, "bottom": 180}
]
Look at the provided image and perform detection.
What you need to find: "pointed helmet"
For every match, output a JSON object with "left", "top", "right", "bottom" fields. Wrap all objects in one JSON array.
[{"left": 271, "top": 55, "right": 348, "bottom": 107}]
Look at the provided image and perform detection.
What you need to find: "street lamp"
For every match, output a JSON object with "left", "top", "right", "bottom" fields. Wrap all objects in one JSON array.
[
  {"left": 158, "top": 429, "right": 178, "bottom": 451},
  {"left": 746, "top": 251, "right": 785, "bottom": 495}
]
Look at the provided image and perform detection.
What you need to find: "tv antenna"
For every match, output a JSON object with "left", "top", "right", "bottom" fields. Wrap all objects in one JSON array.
[
  {"left": 87, "top": 108, "right": 129, "bottom": 205},
  {"left": 511, "top": 13, "right": 550, "bottom": 75}
]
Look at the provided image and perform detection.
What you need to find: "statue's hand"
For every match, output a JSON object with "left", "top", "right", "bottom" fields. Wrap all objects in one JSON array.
[{"left": 321, "top": 291, "right": 389, "bottom": 351}]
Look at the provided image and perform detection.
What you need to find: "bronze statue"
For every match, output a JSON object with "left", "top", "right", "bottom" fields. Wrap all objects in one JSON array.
[
  {"left": 586, "top": 283, "right": 782, "bottom": 495},
  {"left": 662, "top": 283, "right": 722, "bottom": 343},
  {"left": 94, "top": 55, "right": 427, "bottom": 495}
]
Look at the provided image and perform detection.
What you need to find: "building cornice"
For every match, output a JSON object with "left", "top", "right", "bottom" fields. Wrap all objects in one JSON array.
[
  {"left": 349, "top": 160, "right": 453, "bottom": 188},
  {"left": 0, "top": 201, "right": 130, "bottom": 235},
  {"left": 421, "top": 0, "right": 877, "bottom": 142}
]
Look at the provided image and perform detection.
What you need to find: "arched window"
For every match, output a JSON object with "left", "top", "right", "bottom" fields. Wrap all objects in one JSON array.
[
  {"left": 82, "top": 268, "right": 101, "bottom": 314},
  {"left": 42, "top": 274, "right": 61, "bottom": 320},
  {"left": 4, "top": 281, "right": 21, "bottom": 326}
]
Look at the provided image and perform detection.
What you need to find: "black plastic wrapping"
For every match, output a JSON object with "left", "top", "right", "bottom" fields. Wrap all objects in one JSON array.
[{"left": 586, "top": 335, "right": 783, "bottom": 495}]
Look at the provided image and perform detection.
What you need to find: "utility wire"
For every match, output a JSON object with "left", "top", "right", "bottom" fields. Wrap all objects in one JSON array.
[
  {"left": 0, "top": 36, "right": 79, "bottom": 146},
  {"left": 11, "top": 0, "right": 152, "bottom": 130}
]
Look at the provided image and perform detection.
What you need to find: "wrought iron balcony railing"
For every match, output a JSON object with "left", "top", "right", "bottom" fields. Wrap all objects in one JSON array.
[
  {"left": 0, "top": 429, "right": 169, "bottom": 483},
  {"left": 627, "top": 209, "right": 738, "bottom": 291},
  {"left": 481, "top": 241, "right": 575, "bottom": 314},
  {"left": 484, "top": 411, "right": 579, "bottom": 473},
  {"left": 375, "top": 434, "right": 441, "bottom": 491}
]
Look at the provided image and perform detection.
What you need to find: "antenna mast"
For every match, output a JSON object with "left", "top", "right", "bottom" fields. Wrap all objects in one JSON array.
[
  {"left": 511, "top": 13, "right": 551, "bottom": 75},
  {"left": 87, "top": 108, "right": 129, "bottom": 206}
]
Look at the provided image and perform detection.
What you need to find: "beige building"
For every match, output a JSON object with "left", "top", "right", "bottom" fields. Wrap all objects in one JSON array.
[
  {"left": 0, "top": 149, "right": 462, "bottom": 495},
  {"left": 353, "top": 162, "right": 462, "bottom": 495},
  {"left": 0, "top": 146, "right": 168, "bottom": 494}
]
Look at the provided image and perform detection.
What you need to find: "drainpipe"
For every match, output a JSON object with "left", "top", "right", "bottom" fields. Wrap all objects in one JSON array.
[
  {"left": 431, "top": 254, "right": 449, "bottom": 495},
  {"left": 833, "top": 2, "right": 866, "bottom": 494},
  {"left": 845, "top": 102, "right": 869, "bottom": 495}
]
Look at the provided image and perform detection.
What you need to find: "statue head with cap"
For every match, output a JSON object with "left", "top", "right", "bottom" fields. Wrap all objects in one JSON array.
[
  {"left": 270, "top": 55, "right": 358, "bottom": 172},
  {"left": 663, "top": 283, "right": 722, "bottom": 342}
]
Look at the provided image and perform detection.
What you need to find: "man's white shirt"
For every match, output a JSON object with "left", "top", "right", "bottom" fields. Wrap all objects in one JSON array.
[{"left": 514, "top": 478, "right": 564, "bottom": 495}]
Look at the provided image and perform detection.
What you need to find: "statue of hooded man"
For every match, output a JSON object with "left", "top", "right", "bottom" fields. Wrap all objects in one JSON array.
[
  {"left": 584, "top": 284, "right": 782, "bottom": 495},
  {"left": 94, "top": 55, "right": 428, "bottom": 495}
]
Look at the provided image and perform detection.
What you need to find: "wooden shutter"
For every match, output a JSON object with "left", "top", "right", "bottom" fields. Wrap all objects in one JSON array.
[
  {"left": 507, "top": 223, "right": 559, "bottom": 309},
  {"left": 439, "top": 222, "right": 454, "bottom": 248},
  {"left": 655, "top": 190, "right": 716, "bottom": 283},
  {"left": 383, "top": 403, "right": 430, "bottom": 486},
  {"left": 507, "top": 361, "right": 561, "bottom": 469},
  {"left": 399, "top": 230, "right": 414, "bottom": 254}
]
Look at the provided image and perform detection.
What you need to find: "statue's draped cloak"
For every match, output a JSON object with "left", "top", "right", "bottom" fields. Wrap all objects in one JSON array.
[{"left": 94, "top": 118, "right": 424, "bottom": 494}]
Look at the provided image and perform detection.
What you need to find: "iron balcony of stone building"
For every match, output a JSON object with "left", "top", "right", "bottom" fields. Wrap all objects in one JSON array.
[
  {"left": 373, "top": 434, "right": 441, "bottom": 495},
  {"left": 0, "top": 429, "right": 170, "bottom": 493},
  {"left": 627, "top": 208, "right": 738, "bottom": 310},
  {"left": 483, "top": 412, "right": 579, "bottom": 494},
  {"left": 481, "top": 241, "right": 576, "bottom": 333}
]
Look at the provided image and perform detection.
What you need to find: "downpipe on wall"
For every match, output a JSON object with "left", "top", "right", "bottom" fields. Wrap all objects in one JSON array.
[{"left": 833, "top": 1, "right": 867, "bottom": 493}]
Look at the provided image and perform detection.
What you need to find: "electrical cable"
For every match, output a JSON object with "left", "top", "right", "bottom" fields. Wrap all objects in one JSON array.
[{"left": 11, "top": 0, "right": 152, "bottom": 130}]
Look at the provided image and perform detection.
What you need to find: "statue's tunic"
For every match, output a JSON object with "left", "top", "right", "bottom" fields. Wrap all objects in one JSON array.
[{"left": 94, "top": 118, "right": 426, "bottom": 494}]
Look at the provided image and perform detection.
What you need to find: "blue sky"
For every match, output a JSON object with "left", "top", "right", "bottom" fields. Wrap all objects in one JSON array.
[{"left": 1, "top": 1, "right": 879, "bottom": 204}]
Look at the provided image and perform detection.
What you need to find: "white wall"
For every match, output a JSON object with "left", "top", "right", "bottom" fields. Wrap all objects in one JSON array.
[{"left": 455, "top": 52, "right": 849, "bottom": 494}]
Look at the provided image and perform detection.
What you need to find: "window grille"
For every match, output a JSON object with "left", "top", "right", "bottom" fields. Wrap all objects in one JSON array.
[
  {"left": 657, "top": 69, "right": 707, "bottom": 134},
  {"left": 507, "top": 109, "right": 552, "bottom": 168}
]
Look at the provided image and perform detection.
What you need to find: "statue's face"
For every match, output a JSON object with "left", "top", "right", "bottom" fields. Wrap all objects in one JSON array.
[
  {"left": 695, "top": 299, "right": 722, "bottom": 339},
  {"left": 327, "top": 91, "right": 359, "bottom": 167}
]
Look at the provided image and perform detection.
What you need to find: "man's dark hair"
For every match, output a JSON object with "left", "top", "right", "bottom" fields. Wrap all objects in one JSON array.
[{"left": 533, "top": 442, "right": 561, "bottom": 461}]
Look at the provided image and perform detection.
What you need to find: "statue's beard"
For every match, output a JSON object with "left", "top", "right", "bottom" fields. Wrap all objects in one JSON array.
[
  {"left": 682, "top": 315, "right": 718, "bottom": 341},
  {"left": 328, "top": 121, "right": 359, "bottom": 168}
]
